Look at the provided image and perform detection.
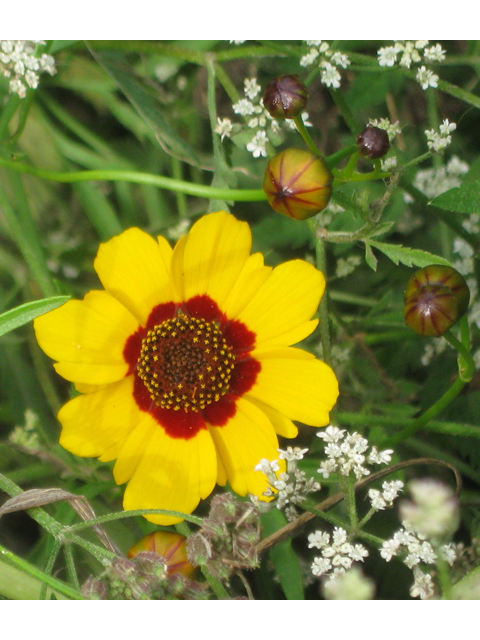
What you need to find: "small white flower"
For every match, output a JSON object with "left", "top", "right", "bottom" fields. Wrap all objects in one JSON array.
[
  {"left": 300, "top": 48, "right": 320, "bottom": 67},
  {"left": 424, "top": 44, "right": 446, "bottom": 62},
  {"left": 311, "top": 556, "right": 332, "bottom": 577},
  {"left": 410, "top": 567, "right": 434, "bottom": 599},
  {"left": 232, "top": 98, "right": 256, "bottom": 116},
  {"left": 308, "top": 530, "right": 330, "bottom": 549},
  {"left": 317, "top": 425, "right": 345, "bottom": 443},
  {"left": 380, "top": 539, "right": 400, "bottom": 562},
  {"left": 214, "top": 117, "right": 233, "bottom": 141},
  {"left": 369, "top": 488, "right": 387, "bottom": 511},
  {"left": 330, "top": 51, "right": 350, "bottom": 69},
  {"left": 278, "top": 446, "right": 308, "bottom": 462},
  {"left": 254, "top": 458, "right": 279, "bottom": 473},
  {"left": 416, "top": 65, "right": 439, "bottom": 90},
  {"left": 378, "top": 46, "right": 398, "bottom": 67},
  {"left": 321, "top": 62, "right": 341, "bottom": 89},
  {"left": 400, "top": 479, "right": 459, "bottom": 538},
  {"left": 244, "top": 77, "right": 261, "bottom": 100},
  {"left": 381, "top": 156, "right": 397, "bottom": 172},
  {"left": 368, "top": 117, "right": 401, "bottom": 140},
  {"left": 246, "top": 130, "right": 268, "bottom": 158},
  {"left": 322, "top": 566, "right": 375, "bottom": 600}
]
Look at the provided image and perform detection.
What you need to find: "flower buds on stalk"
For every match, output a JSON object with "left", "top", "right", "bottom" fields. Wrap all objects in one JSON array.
[
  {"left": 263, "top": 148, "right": 333, "bottom": 220},
  {"left": 128, "top": 530, "right": 197, "bottom": 578},
  {"left": 263, "top": 74, "right": 308, "bottom": 119},
  {"left": 356, "top": 125, "right": 390, "bottom": 159},
  {"left": 404, "top": 265, "right": 470, "bottom": 337}
]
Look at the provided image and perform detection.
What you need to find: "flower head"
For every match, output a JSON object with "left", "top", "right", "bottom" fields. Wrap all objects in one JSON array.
[
  {"left": 0, "top": 40, "right": 56, "bottom": 98},
  {"left": 34, "top": 212, "right": 339, "bottom": 525}
]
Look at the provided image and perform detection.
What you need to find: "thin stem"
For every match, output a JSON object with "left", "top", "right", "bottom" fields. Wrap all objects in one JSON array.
[
  {"left": 67, "top": 508, "right": 204, "bottom": 532},
  {"left": 0, "top": 157, "right": 267, "bottom": 202},
  {"left": 293, "top": 114, "right": 322, "bottom": 156}
]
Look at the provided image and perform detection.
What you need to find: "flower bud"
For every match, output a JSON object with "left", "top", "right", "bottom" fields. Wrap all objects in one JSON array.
[
  {"left": 356, "top": 125, "right": 390, "bottom": 159},
  {"left": 128, "top": 531, "right": 197, "bottom": 579},
  {"left": 263, "top": 148, "right": 333, "bottom": 220},
  {"left": 263, "top": 75, "right": 308, "bottom": 119},
  {"left": 404, "top": 265, "right": 470, "bottom": 337}
]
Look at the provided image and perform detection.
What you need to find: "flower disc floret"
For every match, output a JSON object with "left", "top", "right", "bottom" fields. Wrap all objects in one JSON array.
[{"left": 34, "top": 211, "right": 339, "bottom": 525}]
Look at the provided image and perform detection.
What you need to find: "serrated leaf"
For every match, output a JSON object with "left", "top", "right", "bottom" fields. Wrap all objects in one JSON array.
[
  {"left": 368, "top": 240, "right": 452, "bottom": 268},
  {"left": 260, "top": 509, "right": 304, "bottom": 600},
  {"left": 364, "top": 241, "right": 378, "bottom": 271},
  {"left": 87, "top": 47, "right": 200, "bottom": 166},
  {"left": 364, "top": 221, "right": 395, "bottom": 238},
  {"left": 430, "top": 180, "right": 480, "bottom": 214},
  {"left": 0, "top": 296, "right": 70, "bottom": 339}
]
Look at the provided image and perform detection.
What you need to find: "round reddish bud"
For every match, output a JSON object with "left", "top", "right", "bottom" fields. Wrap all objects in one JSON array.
[
  {"left": 263, "top": 148, "right": 333, "bottom": 220},
  {"left": 356, "top": 125, "right": 390, "bottom": 159},
  {"left": 404, "top": 265, "right": 470, "bottom": 337},
  {"left": 263, "top": 75, "right": 308, "bottom": 119},
  {"left": 128, "top": 531, "right": 197, "bottom": 579}
]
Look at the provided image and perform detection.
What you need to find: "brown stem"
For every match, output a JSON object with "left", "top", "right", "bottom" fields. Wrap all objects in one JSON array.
[{"left": 256, "top": 458, "right": 461, "bottom": 555}]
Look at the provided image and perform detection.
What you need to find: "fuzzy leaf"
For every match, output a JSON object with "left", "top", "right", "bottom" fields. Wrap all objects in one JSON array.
[
  {"left": 0, "top": 296, "right": 70, "bottom": 339},
  {"left": 368, "top": 240, "right": 452, "bottom": 268},
  {"left": 430, "top": 180, "right": 480, "bottom": 214}
]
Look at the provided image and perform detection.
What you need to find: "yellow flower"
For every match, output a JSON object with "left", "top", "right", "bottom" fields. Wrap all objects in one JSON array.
[{"left": 34, "top": 212, "right": 338, "bottom": 525}]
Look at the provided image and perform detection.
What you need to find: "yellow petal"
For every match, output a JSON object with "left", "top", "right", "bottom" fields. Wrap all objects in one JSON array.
[
  {"left": 54, "top": 361, "right": 129, "bottom": 385},
  {"left": 174, "top": 211, "right": 252, "bottom": 309},
  {"left": 123, "top": 426, "right": 217, "bottom": 526},
  {"left": 237, "top": 260, "right": 325, "bottom": 347},
  {"left": 113, "top": 416, "right": 158, "bottom": 484},
  {"left": 246, "top": 349, "right": 339, "bottom": 426},
  {"left": 246, "top": 396, "right": 298, "bottom": 439},
  {"left": 223, "top": 253, "right": 272, "bottom": 319},
  {"left": 208, "top": 396, "right": 281, "bottom": 498},
  {"left": 94, "top": 227, "right": 176, "bottom": 325},
  {"left": 58, "top": 377, "right": 140, "bottom": 458},
  {"left": 34, "top": 291, "right": 138, "bottom": 376}
]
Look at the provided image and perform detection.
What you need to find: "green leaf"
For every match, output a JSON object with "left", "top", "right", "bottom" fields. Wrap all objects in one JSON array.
[
  {"left": 430, "top": 179, "right": 480, "bottom": 214},
  {"left": 364, "top": 241, "right": 378, "bottom": 271},
  {"left": 368, "top": 240, "right": 452, "bottom": 268},
  {"left": 260, "top": 509, "right": 304, "bottom": 600},
  {"left": 0, "top": 297, "right": 70, "bottom": 339},
  {"left": 87, "top": 47, "right": 200, "bottom": 166}
]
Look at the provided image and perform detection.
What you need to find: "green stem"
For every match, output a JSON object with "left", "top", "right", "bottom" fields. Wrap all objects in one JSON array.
[
  {"left": 67, "top": 508, "right": 204, "bottom": 532},
  {"left": 382, "top": 375, "right": 467, "bottom": 449},
  {"left": 308, "top": 224, "right": 333, "bottom": 370},
  {"left": 293, "top": 114, "right": 322, "bottom": 156},
  {"left": 0, "top": 543, "right": 83, "bottom": 600},
  {"left": 0, "top": 157, "right": 267, "bottom": 202},
  {"left": 326, "top": 144, "right": 357, "bottom": 169}
]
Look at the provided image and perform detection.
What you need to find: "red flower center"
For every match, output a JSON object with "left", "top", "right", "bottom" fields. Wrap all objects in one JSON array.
[
  {"left": 137, "top": 314, "right": 235, "bottom": 413},
  {"left": 123, "top": 295, "right": 261, "bottom": 439}
]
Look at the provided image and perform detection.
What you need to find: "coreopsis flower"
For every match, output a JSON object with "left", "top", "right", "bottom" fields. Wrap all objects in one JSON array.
[{"left": 34, "top": 212, "right": 339, "bottom": 525}]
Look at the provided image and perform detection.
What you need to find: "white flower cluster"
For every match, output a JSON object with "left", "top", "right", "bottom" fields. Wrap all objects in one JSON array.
[
  {"left": 300, "top": 41, "right": 350, "bottom": 89},
  {"left": 377, "top": 41, "right": 445, "bottom": 91},
  {"left": 368, "top": 117, "right": 401, "bottom": 141},
  {"left": 309, "top": 527, "right": 369, "bottom": 581},
  {"left": 215, "top": 77, "right": 311, "bottom": 159},
  {"left": 408, "top": 155, "right": 468, "bottom": 201},
  {"left": 380, "top": 522, "right": 457, "bottom": 599},
  {"left": 0, "top": 40, "right": 56, "bottom": 98},
  {"left": 368, "top": 480, "right": 404, "bottom": 511},
  {"left": 425, "top": 119, "right": 456, "bottom": 153},
  {"left": 322, "top": 565, "right": 375, "bottom": 600},
  {"left": 316, "top": 426, "right": 393, "bottom": 480},
  {"left": 254, "top": 447, "right": 321, "bottom": 521}
]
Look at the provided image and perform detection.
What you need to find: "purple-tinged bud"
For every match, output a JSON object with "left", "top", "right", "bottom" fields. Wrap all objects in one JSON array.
[
  {"left": 404, "top": 265, "right": 470, "bottom": 337},
  {"left": 263, "top": 148, "right": 333, "bottom": 220},
  {"left": 263, "top": 75, "right": 308, "bottom": 119},
  {"left": 357, "top": 125, "right": 390, "bottom": 159}
]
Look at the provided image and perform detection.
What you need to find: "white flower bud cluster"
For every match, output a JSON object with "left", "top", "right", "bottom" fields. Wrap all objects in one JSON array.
[
  {"left": 300, "top": 41, "right": 350, "bottom": 89},
  {"left": 377, "top": 41, "right": 445, "bottom": 91},
  {"left": 425, "top": 119, "right": 457, "bottom": 153},
  {"left": 309, "top": 527, "right": 369, "bottom": 580},
  {"left": 254, "top": 447, "right": 321, "bottom": 521},
  {"left": 0, "top": 41, "right": 56, "bottom": 98},
  {"left": 316, "top": 426, "right": 393, "bottom": 480}
]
